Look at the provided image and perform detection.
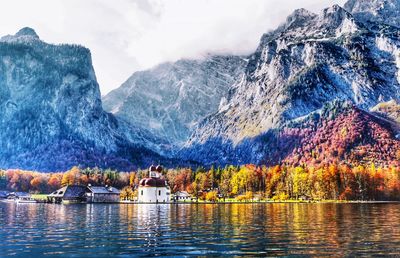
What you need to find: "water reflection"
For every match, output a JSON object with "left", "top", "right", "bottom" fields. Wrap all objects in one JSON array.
[{"left": 1, "top": 203, "right": 400, "bottom": 257}]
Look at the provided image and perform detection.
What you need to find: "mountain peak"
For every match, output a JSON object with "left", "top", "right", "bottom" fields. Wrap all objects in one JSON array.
[
  {"left": 0, "top": 27, "right": 40, "bottom": 43},
  {"left": 265, "top": 3, "right": 356, "bottom": 43},
  {"left": 15, "top": 27, "right": 39, "bottom": 39},
  {"left": 326, "top": 4, "right": 343, "bottom": 12},
  {"left": 321, "top": 4, "right": 352, "bottom": 19},
  {"left": 290, "top": 8, "right": 316, "bottom": 19},
  {"left": 281, "top": 8, "right": 317, "bottom": 30}
]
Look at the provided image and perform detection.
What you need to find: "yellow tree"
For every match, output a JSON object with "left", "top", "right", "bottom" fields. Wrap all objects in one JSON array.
[
  {"left": 292, "top": 166, "right": 308, "bottom": 199},
  {"left": 230, "top": 173, "right": 241, "bottom": 196},
  {"left": 205, "top": 191, "right": 218, "bottom": 202},
  {"left": 191, "top": 172, "right": 207, "bottom": 201},
  {"left": 120, "top": 186, "right": 136, "bottom": 200},
  {"left": 61, "top": 166, "right": 80, "bottom": 186},
  {"left": 129, "top": 172, "right": 136, "bottom": 187}
]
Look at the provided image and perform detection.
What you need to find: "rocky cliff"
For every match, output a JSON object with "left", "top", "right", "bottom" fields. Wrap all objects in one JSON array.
[
  {"left": 0, "top": 28, "right": 157, "bottom": 171},
  {"left": 103, "top": 56, "right": 247, "bottom": 155}
]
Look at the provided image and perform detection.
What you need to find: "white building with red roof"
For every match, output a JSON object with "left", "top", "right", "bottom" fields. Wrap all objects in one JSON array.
[{"left": 138, "top": 165, "right": 170, "bottom": 203}]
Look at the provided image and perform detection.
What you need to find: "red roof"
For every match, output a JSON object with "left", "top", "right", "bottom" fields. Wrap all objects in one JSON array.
[{"left": 139, "top": 178, "right": 166, "bottom": 187}]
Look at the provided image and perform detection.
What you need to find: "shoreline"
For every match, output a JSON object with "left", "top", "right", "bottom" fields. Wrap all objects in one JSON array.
[
  {"left": 119, "top": 200, "right": 400, "bottom": 204},
  {"left": 22, "top": 194, "right": 400, "bottom": 205},
  {"left": 4, "top": 199, "right": 400, "bottom": 205}
]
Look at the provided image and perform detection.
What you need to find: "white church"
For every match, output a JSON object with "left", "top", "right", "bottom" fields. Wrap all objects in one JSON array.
[{"left": 138, "top": 165, "right": 170, "bottom": 203}]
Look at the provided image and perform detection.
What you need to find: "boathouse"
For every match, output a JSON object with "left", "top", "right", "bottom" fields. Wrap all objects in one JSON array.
[
  {"left": 47, "top": 185, "right": 87, "bottom": 203},
  {"left": 138, "top": 165, "right": 170, "bottom": 203},
  {"left": 7, "top": 192, "right": 30, "bottom": 199},
  {"left": 48, "top": 185, "right": 121, "bottom": 203},
  {"left": 0, "top": 191, "right": 9, "bottom": 199},
  {"left": 173, "top": 191, "right": 191, "bottom": 201},
  {"left": 86, "top": 185, "right": 120, "bottom": 203}
]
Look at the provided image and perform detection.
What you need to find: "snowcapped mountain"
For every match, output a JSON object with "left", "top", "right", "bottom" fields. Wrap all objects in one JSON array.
[
  {"left": 181, "top": 0, "right": 400, "bottom": 165},
  {"left": 103, "top": 56, "right": 247, "bottom": 154},
  {"left": 0, "top": 28, "right": 158, "bottom": 171}
]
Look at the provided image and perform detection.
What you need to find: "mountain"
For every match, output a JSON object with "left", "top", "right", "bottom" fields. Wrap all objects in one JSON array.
[
  {"left": 4, "top": 1, "right": 399, "bottom": 171},
  {"left": 180, "top": 1, "right": 400, "bottom": 165},
  {"left": 344, "top": 0, "right": 400, "bottom": 27},
  {"left": 103, "top": 56, "right": 247, "bottom": 154},
  {"left": 0, "top": 28, "right": 158, "bottom": 171},
  {"left": 371, "top": 100, "right": 400, "bottom": 123},
  {"left": 265, "top": 101, "right": 400, "bottom": 167}
]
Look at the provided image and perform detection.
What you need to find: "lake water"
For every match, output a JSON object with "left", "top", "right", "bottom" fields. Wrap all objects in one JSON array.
[{"left": 1, "top": 202, "right": 400, "bottom": 257}]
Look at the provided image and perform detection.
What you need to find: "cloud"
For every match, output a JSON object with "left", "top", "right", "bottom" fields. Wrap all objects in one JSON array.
[{"left": 0, "top": 0, "right": 346, "bottom": 94}]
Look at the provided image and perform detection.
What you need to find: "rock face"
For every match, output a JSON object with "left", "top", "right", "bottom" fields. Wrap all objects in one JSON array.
[
  {"left": 181, "top": 0, "right": 400, "bottom": 165},
  {"left": 103, "top": 56, "right": 247, "bottom": 154},
  {"left": 371, "top": 100, "right": 400, "bottom": 123},
  {"left": 344, "top": 0, "right": 400, "bottom": 27},
  {"left": 0, "top": 28, "right": 156, "bottom": 171}
]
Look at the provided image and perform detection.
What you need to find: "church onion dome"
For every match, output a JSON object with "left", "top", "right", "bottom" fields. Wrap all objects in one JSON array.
[
  {"left": 156, "top": 165, "right": 163, "bottom": 172},
  {"left": 139, "top": 178, "right": 166, "bottom": 187},
  {"left": 149, "top": 165, "right": 157, "bottom": 172}
]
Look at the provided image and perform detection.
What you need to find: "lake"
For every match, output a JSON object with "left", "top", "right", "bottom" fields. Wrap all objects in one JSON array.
[{"left": 1, "top": 202, "right": 400, "bottom": 257}]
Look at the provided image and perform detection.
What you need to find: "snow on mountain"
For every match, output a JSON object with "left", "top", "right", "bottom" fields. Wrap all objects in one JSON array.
[
  {"left": 103, "top": 55, "right": 247, "bottom": 155},
  {"left": 180, "top": 1, "right": 400, "bottom": 165}
]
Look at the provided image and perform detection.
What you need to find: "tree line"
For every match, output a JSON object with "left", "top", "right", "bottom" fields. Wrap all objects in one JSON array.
[{"left": 1, "top": 163, "right": 400, "bottom": 201}]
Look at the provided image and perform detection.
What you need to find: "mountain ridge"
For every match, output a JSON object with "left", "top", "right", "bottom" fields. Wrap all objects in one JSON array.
[
  {"left": 3, "top": 0, "right": 400, "bottom": 171},
  {"left": 180, "top": 0, "right": 400, "bottom": 166},
  {"left": 103, "top": 55, "right": 247, "bottom": 155}
]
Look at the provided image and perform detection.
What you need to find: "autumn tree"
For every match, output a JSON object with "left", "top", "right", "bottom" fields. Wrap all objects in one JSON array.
[
  {"left": 48, "top": 173, "right": 62, "bottom": 191},
  {"left": 291, "top": 167, "right": 309, "bottom": 199},
  {"left": 30, "top": 175, "right": 48, "bottom": 193},
  {"left": 120, "top": 186, "right": 137, "bottom": 200},
  {"left": 61, "top": 166, "right": 80, "bottom": 186},
  {"left": 205, "top": 191, "right": 218, "bottom": 202},
  {"left": 220, "top": 166, "right": 235, "bottom": 200}
]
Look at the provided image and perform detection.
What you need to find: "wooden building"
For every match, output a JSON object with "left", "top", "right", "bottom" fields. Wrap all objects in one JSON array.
[
  {"left": 86, "top": 186, "right": 120, "bottom": 203},
  {"left": 173, "top": 191, "right": 192, "bottom": 201},
  {"left": 47, "top": 185, "right": 87, "bottom": 203},
  {"left": 48, "top": 185, "right": 121, "bottom": 203}
]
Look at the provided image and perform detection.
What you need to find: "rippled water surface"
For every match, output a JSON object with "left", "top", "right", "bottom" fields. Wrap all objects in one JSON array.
[{"left": 1, "top": 202, "right": 400, "bottom": 257}]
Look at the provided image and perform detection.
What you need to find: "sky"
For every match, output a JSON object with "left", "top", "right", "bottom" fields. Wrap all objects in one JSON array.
[{"left": 0, "top": 0, "right": 346, "bottom": 95}]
